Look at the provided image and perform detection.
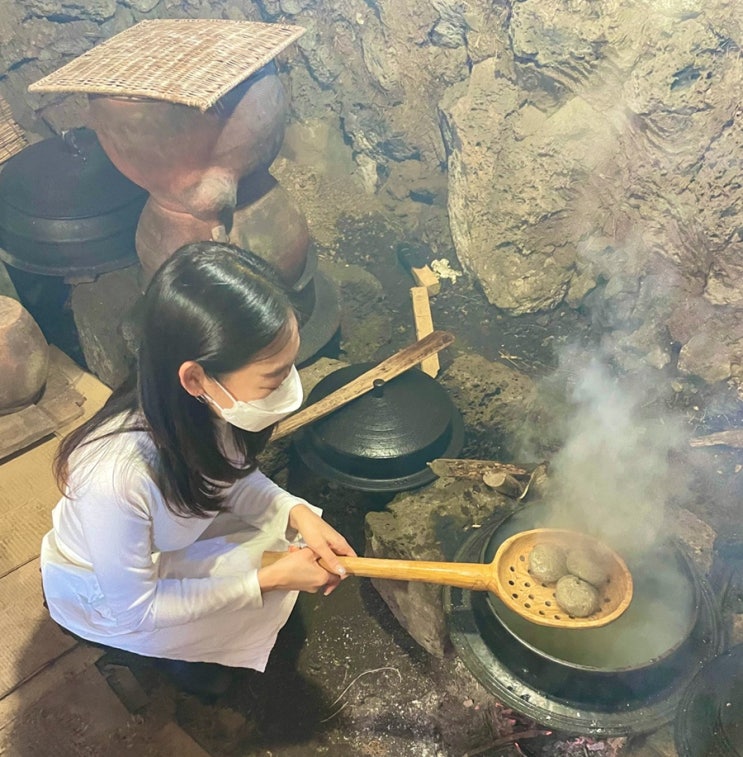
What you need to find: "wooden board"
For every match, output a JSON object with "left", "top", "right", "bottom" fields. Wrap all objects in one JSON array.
[
  {"left": 0, "top": 498, "right": 58, "bottom": 578},
  {"left": 0, "top": 406, "right": 55, "bottom": 461},
  {"left": 0, "top": 645, "right": 101, "bottom": 732},
  {"left": 0, "top": 350, "right": 111, "bottom": 703},
  {"left": 410, "top": 287, "right": 439, "bottom": 377},
  {"left": 0, "top": 559, "right": 78, "bottom": 700},
  {"left": 428, "top": 458, "right": 530, "bottom": 479},
  {"left": 411, "top": 265, "right": 440, "bottom": 296}
]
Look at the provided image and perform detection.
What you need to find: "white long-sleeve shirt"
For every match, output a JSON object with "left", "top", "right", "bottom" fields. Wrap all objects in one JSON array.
[{"left": 41, "top": 417, "right": 318, "bottom": 668}]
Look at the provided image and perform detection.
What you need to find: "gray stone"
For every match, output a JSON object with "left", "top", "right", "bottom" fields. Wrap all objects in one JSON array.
[
  {"left": 69, "top": 266, "right": 142, "bottom": 389},
  {"left": 678, "top": 331, "right": 735, "bottom": 385},
  {"left": 317, "top": 258, "right": 392, "bottom": 364},
  {"left": 439, "top": 352, "right": 539, "bottom": 459},
  {"left": 24, "top": 0, "right": 117, "bottom": 21},
  {"left": 121, "top": 0, "right": 160, "bottom": 12},
  {"left": 440, "top": 62, "right": 619, "bottom": 314},
  {"left": 364, "top": 477, "right": 514, "bottom": 656}
]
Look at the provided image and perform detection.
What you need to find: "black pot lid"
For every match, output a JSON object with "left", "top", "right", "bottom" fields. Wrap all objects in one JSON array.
[
  {"left": 0, "top": 127, "right": 146, "bottom": 220},
  {"left": 675, "top": 643, "right": 743, "bottom": 756},
  {"left": 293, "top": 363, "right": 464, "bottom": 492}
]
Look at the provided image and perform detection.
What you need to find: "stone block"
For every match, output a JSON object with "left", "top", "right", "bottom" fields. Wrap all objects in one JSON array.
[
  {"left": 70, "top": 266, "right": 142, "bottom": 389},
  {"left": 365, "top": 477, "right": 515, "bottom": 657}
]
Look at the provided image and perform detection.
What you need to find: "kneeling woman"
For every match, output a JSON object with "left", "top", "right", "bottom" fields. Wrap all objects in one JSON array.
[{"left": 41, "top": 242, "right": 354, "bottom": 692}]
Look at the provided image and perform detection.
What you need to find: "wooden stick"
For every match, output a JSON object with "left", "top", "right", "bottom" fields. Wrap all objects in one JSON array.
[
  {"left": 428, "top": 458, "right": 530, "bottom": 480},
  {"left": 261, "top": 551, "right": 495, "bottom": 591},
  {"left": 482, "top": 470, "right": 524, "bottom": 498},
  {"left": 272, "top": 330, "right": 455, "bottom": 440},
  {"left": 410, "top": 287, "right": 439, "bottom": 378},
  {"left": 689, "top": 429, "right": 743, "bottom": 448}
]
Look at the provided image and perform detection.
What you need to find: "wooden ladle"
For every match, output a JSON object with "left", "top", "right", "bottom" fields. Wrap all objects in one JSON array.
[{"left": 263, "top": 528, "right": 634, "bottom": 629}]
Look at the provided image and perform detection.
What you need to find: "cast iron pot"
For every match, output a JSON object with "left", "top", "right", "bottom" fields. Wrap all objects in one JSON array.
[
  {"left": 293, "top": 363, "right": 464, "bottom": 492},
  {"left": 0, "top": 128, "right": 147, "bottom": 277},
  {"left": 445, "top": 502, "right": 724, "bottom": 736}
]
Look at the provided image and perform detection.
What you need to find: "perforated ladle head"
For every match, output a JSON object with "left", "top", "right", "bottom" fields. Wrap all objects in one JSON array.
[
  {"left": 262, "top": 528, "right": 634, "bottom": 629},
  {"left": 491, "top": 528, "right": 633, "bottom": 628}
]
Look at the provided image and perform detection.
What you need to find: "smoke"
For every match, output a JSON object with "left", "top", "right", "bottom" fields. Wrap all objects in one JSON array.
[{"left": 527, "top": 345, "right": 688, "bottom": 553}]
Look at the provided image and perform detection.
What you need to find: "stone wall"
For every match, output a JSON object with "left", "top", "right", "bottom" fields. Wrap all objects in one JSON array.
[{"left": 2, "top": 0, "right": 743, "bottom": 392}]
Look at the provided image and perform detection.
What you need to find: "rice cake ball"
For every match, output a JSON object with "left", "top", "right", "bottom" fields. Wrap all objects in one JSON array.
[
  {"left": 528, "top": 543, "right": 568, "bottom": 584},
  {"left": 555, "top": 575, "right": 600, "bottom": 617},
  {"left": 566, "top": 547, "right": 611, "bottom": 588}
]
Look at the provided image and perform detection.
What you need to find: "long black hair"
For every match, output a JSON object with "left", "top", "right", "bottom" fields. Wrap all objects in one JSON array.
[{"left": 54, "top": 242, "right": 294, "bottom": 516}]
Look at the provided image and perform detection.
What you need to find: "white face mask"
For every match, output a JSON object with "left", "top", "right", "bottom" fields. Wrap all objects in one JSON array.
[{"left": 204, "top": 365, "right": 303, "bottom": 432}]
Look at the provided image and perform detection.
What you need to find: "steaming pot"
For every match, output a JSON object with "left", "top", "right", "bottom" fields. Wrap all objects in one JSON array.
[{"left": 446, "top": 502, "right": 724, "bottom": 736}]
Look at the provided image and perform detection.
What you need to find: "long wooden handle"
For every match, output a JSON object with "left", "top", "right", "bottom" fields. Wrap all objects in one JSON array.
[
  {"left": 272, "top": 330, "right": 455, "bottom": 440},
  {"left": 261, "top": 551, "right": 494, "bottom": 593}
]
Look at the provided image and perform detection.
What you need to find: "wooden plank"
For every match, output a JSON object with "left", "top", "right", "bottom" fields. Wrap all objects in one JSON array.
[
  {"left": 410, "top": 264, "right": 440, "bottom": 296},
  {"left": 0, "top": 499, "right": 57, "bottom": 577},
  {"left": 37, "top": 385, "right": 85, "bottom": 428},
  {"left": 150, "top": 722, "right": 213, "bottom": 757},
  {"left": 410, "top": 287, "right": 439, "bottom": 378},
  {"left": 0, "top": 350, "right": 111, "bottom": 576},
  {"left": 0, "top": 436, "right": 61, "bottom": 579},
  {"left": 0, "top": 406, "right": 55, "bottom": 461},
  {"left": 0, "top": 559, "right": 78, "bottom": 699},
  {"left": 0, "top": 645, "right": 101, "bottom": 732},
  {"left": 428, "top": 458, "right": 530, "bottom": 480},
  {"left": 0, "top": 654, "right": 132, "bottom": 757},
  {"left": 272, "top": 330, "right": 455, "bottom": 440},
  {"left": 0, "top": 439, "right": 59, "bottom": 520}
]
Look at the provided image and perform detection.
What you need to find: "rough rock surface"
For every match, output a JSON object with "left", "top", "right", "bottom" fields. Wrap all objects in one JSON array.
[
  {"left": 69, "top": 266, "right": 141, "bottom": 389},
  {"left": 364, "top": 478, "right": 515, "bottom": 657},
  {"left": 3, "top": 0, "right": 743, "bottom": 392},
  {"left": 439, "top": 352, "right": 539, "bottom": 460}
]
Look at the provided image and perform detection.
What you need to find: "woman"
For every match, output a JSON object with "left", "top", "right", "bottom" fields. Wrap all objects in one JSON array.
[{"left": 40, "top": 241, "right": 355, "bottom": 695}]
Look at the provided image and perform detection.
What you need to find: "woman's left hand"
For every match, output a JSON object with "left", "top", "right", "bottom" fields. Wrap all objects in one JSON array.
[{"left": 288, "top": 504, "right": 357, "bottom": 594}]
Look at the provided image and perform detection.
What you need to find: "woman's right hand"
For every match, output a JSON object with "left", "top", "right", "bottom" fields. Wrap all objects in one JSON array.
[{"left": 257, "top": 547, "right": 335, "bottom": 595}]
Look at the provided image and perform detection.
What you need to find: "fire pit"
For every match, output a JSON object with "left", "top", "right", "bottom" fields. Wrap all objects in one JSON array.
[{"left": 446, "top": 502, "right": 725, "bottom": 736}]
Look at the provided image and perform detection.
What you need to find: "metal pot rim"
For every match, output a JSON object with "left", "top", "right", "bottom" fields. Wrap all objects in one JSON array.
[{"left": 478, "top": 504, "right": 701, "bottom": 673}]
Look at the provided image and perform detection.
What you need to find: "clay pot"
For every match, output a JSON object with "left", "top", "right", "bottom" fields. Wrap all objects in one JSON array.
[
  {"left": 134, "top": 170, "right": 310, "bottom": 286},
  {"left": 88, "top": 63, "right": 287, "bottom": 220},
  {"left": 87, "top": 61, "right": 312, "bottom": 286},
  {"left": 0, "top": 296, "right": 49, "bottom": 414}
]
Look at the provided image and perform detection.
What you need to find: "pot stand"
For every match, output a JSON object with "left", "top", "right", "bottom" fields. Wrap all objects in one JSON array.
[{"left": 675, "top": 644, "right": 743, "bottom": 757}]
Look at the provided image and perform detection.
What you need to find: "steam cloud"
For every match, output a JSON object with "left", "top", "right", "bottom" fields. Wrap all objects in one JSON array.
[{"left": 532, "top": 347, "right": 688, "bottom": 553}]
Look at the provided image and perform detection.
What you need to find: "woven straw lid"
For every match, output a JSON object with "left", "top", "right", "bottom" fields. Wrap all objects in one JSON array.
[
  {"left": 0, "top": 96, "right": 27, "bottom": 164},
  {"left": 28, "top": 19, "right": 306, "bottom": 112}
]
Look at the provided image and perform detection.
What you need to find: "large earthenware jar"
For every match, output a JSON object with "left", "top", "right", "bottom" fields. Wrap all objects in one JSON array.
[
  {"left": 0, "top": 296, "right": 49, "bottom": 414},
  {"left": 88, "top": 61, "right": 309, "bottom": 285}
]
